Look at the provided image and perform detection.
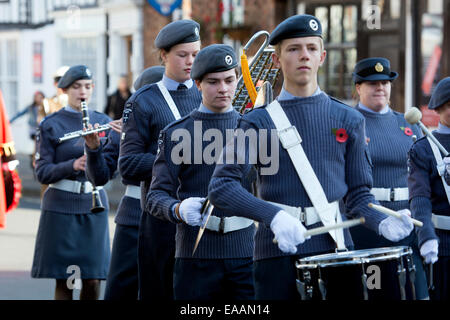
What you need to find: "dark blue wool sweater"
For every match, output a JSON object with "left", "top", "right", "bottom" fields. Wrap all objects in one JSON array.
[
  {"left": 35, "top": 108, "right": 111, "bottom": 214},
  {"left": 119, "top": 84, "right": 201, "bottom": 211},
  {"left": 357, "top": 106, "right": 422, "bottom": 211},
  {"left": 148, "top": 109, "right": 255, "bottom": 259},
  {"left": 209, "top": 93, "right": 388, "bottom": 261},
  {"left": 86, "top": 129, "right": 141, "bottom": 226},
  {"left": 408, "top": 131, "right": 450, "bottom": 256}
]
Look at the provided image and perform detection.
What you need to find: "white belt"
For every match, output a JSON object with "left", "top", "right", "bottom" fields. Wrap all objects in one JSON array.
[
  {"left": 49, "top": 179, "right": 102, "bottom": 194},
  {"left": 205, "top": 216, "right": 254, "bottom": 234},
  {"left": 267, "top": 201, "right": 339, "bottom": 227},
  {"left": 370, "top": 187, "right": 409, "bottom": 201},
  {"left": 431, "top": 214, "right": 450, "bottom": 231},
  {"left": 125, "top": 185, "right": 141, "bottom": 200}
]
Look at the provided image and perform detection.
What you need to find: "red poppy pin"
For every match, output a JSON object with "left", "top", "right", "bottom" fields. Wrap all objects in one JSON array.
[
  {"left": 400, "top": 126, "right": 413, "bottom": 136},
  {"left": 98, "top": 131, "right": 106, "bottom": 138},
  {"left": 245, "top": 102, "right": 253, "bottom": 109},
  {"left": 332, "top": 128, "right": 348, "bottom": 143}
]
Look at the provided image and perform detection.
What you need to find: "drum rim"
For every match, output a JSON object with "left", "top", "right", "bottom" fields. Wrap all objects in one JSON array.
[{"left": 295, "top": 246, "right": 412, "bottom": 269}]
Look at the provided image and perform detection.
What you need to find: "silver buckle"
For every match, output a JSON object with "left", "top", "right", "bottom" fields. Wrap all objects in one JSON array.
[
  {"left": 390, "top": 188, "right": 395, "bottom": 201},
  {"left": 278, "top": 126, "right": 302, "bottom": 150},
  {"left": 299, "top": 209, "right": 306, "bottom": 224}
]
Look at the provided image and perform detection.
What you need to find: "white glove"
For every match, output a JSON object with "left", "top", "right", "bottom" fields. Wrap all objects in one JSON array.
[
  {"left": 178, "top": 197, "right": 205, "bottom": 226},
  {"left": 270, "top": 210, "right": 310, "bottom": 254},
  {"left": 420, "top": 239, "right": 439, "bottom": 264},
  {"left": 378, "top": 209, "right": 414, "bottom": 242}
]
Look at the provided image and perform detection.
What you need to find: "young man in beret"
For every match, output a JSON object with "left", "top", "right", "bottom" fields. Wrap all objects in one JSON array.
[
  {"left": 208, "top": 14, "right": 415, "bottom": 299},
  {"left": 147, "top": 44, "right": 255, "bottom": 300},
  {"left": 408, "top": 77, "right": 450, "bottom": 300},
  {"left": 118, "top": 19, "right": 202, "bottom": 300}
]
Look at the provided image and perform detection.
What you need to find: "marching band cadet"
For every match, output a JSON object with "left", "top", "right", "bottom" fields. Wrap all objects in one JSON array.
[
  {"left": 208, "top": 14, "right": 415, "bottom": 300},
  {"left": 38, "top": 66, "right": 70, "bottom": 198},
  {"left": 147, "top": 44, "right": 255, "bottom": 300},
  {"left": 349, "top": 57, "right": 429, "bottom": 299},
  {"left": 118, "top": 20, "right": 202, "bottom": 300},
  {"left": 31, "top": 65, "right": 112, "bottom": 300},
  {"left": 84, "top": 66, "right": 164, "bottom": 300},
  {"left": 408, "top": 77, "right": 450, "bottom": 300}
]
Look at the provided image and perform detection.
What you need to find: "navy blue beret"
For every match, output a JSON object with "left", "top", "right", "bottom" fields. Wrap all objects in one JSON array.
[
  {"left": 428, "top": 77, "right": 450, "bottom": 110},
  {"left": 269, "top": 14, "right": 322, "bottom": 45},
  {"left": 133, "top": 66, "right": 165, "bottom": 90},
  {"left": 352, "top": 57, "right": 398, "bottom": 83},
  {"left": 154, "top": 19, "right": 200, "bottom": 50},
  {"left": 57, "top": 65, "right": 92, "bottom": 89},
  {"left": 191, "top": 44, "right": 238, "bottom": 80}
]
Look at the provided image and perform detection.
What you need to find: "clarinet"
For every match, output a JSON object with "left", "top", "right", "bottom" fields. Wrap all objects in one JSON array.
[{"left": 80, "top": 99, "right": 105, "bottom": 213}]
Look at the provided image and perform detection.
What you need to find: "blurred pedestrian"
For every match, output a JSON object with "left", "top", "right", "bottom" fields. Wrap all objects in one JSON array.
[
  {"left": 10, "top": 90, "right": 44, "bottom": 140},
  {"left": 104, "top": 75, "right": 132, "bottom": 120}
]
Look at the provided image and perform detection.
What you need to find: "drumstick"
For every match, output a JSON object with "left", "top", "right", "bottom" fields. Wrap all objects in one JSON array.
[
  {"left": 273, "top": 217, "right": 365, "bottom": 244},
  {"left": 368, "top": 203, "right": 423, "bottom": 227}
]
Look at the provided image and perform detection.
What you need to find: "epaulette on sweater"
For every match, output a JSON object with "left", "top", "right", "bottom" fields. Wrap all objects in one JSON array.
[{"left": 161, "top": 113, "right": 191, "bottom": 132}]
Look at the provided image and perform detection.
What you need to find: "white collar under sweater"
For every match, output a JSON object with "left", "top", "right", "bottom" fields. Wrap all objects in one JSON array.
[
  {"left": 277, "top": 86, "right": 322, "bottom": 101},
  {"left": 162, "top": 74, "right": 193, "bottom": 91},
  {"left": 357, "top": 102, "right": 390, "bottom": 114}
]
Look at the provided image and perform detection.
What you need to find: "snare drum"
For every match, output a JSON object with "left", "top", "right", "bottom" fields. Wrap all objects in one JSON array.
[{"left": 295, "top": 246, "right": 416, "bottom": 300}]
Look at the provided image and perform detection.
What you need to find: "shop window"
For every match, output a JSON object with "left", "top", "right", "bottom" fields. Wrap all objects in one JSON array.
[
  {"left": 420, "top": 0, "right": 443, "bottom": 126},
  {"left": 0, "top": 39, "right": 19, "bottom": 116},
  {"left": 61, "top": 37, "right": 98, "bottom": 109},
  {"left": 314, "top": 4, "right": 358, "bottom": 104}
]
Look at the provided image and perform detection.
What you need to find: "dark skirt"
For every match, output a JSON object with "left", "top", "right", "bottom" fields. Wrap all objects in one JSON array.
[{"left": 31, "top": 209, "right": 111, "bottom": 279}]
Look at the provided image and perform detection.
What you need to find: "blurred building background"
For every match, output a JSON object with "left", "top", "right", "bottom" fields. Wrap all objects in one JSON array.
[{"left": 0, "top": 0, "right": 448, "bottom": 154}]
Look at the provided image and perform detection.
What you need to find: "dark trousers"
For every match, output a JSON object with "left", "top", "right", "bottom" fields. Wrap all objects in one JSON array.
[
  {"left": 137, "top": 212, "right": 176, "bottom": 300},
  {"left": 253, "top": 255, "right": 304, "bottom": 300},
  {"left": 173, "top": 258, "right": 254, "bottom": 300},
  {"left": 427, "top": 256, "right": 450, "bottom": 301},
  {"left": 104, "top": 224, "right": 139, "bottom": 300}
]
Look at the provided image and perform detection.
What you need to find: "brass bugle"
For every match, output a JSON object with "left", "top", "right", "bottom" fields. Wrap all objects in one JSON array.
[{"left": 58, "top": 123, "right": 111, "bottom": 143}]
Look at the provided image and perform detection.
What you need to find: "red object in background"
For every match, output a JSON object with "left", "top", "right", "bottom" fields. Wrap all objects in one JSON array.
[
  {"left": 0, "top": 89, "right": 20, "bottom": 229},
  {"left": 422, "top": 45, "right": 442, "bottom": 95},
  {"left": 420, "top": 105, "right": 440, "bottom": 127},
  {"left": 33, "top": 42, "right": 43, "bottom": 84}
]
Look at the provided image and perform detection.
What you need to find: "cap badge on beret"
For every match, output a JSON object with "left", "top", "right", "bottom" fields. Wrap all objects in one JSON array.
[
  {"left": 225, "top": 55, "right": 233, "bottom": 66},
  {"left": 309, "top": 19, "right": 319, "bottom": 31},
  {"left": 85, "top": 68, "right": 92, "bottom": 77},
  {"left": 375, "top": 63, "right": 384, "bottom": 73},
  {"left": 195, "top": 27, "right": 199, "bottom": 37}
]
